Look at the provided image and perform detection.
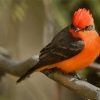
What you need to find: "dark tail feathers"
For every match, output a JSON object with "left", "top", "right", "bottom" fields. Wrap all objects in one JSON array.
[{"left": 17, "top": 63, "right": 41, "bottom": 83}]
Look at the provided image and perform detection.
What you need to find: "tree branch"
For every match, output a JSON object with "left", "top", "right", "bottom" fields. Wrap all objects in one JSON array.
[
  {"left": 43, "top": 69, "right": 100, "bottom": 100},
  {"left": 0, "top": 53, "right": 100, "bottom": 100}
]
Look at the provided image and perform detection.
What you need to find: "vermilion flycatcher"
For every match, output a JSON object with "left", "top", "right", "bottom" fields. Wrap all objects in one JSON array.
[{"left": 17, "top": 8, "right": 100, "bottom": 83}]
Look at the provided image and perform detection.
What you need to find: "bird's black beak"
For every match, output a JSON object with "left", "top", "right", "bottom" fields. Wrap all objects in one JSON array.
[
  {"left": 74, "top": 27, "right": 81, "bottom": 32},
  {"left": 71, "top": 24, "right": 81, "bottom": 32}
]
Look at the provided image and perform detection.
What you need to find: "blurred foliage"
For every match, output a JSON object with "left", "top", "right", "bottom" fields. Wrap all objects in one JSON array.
[
  {"left": 0, "top": 0, "right": 99, "bottom": 30},
  {"left": 12, "top": 0, "right": 28, "bottom": 21},
  {"left": 0, "top": 0, "right": 28, "bottom": 21}
]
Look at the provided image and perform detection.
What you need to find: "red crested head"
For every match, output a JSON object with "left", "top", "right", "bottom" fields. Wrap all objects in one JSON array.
[{"left": 72, "top": 8, "right": 94, "bottom": 29}]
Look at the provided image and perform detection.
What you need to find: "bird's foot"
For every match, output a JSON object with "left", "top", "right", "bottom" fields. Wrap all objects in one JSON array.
[{"left": 68, "top": 72, "right": 87, "bottom": 81}]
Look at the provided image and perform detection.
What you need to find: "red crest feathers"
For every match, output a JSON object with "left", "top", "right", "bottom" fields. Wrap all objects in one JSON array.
[{"left": 72, "top": 8, "right": 94, "bottom": 29}]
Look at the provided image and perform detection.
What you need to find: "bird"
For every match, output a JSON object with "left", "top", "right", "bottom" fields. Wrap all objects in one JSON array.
[{"left": 17, "top": 8, "right": 100, "bottom": 83}]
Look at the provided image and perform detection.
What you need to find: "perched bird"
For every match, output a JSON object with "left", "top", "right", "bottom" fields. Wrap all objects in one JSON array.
[{"left": 17, "top": 8, "right": 100, "bottom": 83}]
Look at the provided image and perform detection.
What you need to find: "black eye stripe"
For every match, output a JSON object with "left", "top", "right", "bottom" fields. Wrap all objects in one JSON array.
[
  {"left": 71, "top": 24, "right": 94, "bottom": 32},
  {"left": 84, "top": 25, "right": 95, "bottom": 31}
]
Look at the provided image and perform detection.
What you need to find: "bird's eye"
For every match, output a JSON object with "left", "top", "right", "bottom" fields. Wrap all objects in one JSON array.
[{"left": 85, "top": 25, "right": 94, "bottom": 31}]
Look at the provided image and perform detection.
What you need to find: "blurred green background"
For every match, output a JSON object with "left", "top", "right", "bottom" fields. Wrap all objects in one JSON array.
[{"left": 0, "top": 0, "right": 100, "bottom": 100}]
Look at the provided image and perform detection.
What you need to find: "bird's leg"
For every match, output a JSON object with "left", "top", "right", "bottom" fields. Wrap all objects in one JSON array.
[
  {"left": 43, "top": 68, "right": 86, "bottom": 81},
  {"left": 43, "top": 67, "right": 59, "bottom": 77},
  {"left": 68, "top": 72, "right": 85, "bottom": 80},
  {"left": 50, "top": 68, "right": 82, "bottom": 80}
]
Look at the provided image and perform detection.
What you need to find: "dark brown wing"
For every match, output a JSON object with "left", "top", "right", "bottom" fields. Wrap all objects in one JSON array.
[{"left": 39, "top": 26, "right": 84, "bottom": 66}]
